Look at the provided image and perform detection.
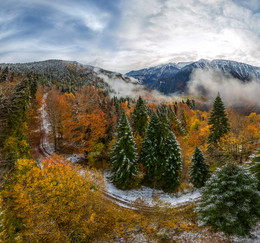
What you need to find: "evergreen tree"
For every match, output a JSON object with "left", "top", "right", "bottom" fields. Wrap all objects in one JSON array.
[
  {"left": 248, "top": 150, "right": 260, "bottom": 190},
  {"left": 167, "top": 105, "right": 185, "bottom": 136},
  {"left": 110, "top": 112, "right": 138, "bottom": 189},
  {"left": 186, "top": 98, "right": 192, "bottom": 109},
  {"left": 174, "top": 102, "right": 178, "bottom": 114},
  {"left": 140, "top": 112, "right": 160, "bottom": 183},
  {"left": 197, "top": 163, "right": 260, "bottom": 236},
  {"left": 180, "top": 111, "right": 188, "bottom": 131},
  {"left": 189, "top": 146, "right": 210, "bottom": 188},
  {"left": 0, "top": 67, "right": 8, "bottom": 82},
  {"left": 208, "top": 93, "right": 230, "bottom": 144},
  {"left": 141, "top": 109, "right": 182, "bottom": 192},
  {"left": 132, "top": 96, "right": 148, "bottom": 137},
  {"left": 160, "top": 131, "right": 182, "bottom": 191}
]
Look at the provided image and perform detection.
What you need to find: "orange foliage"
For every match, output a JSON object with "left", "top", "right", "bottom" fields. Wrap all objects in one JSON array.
[{"left": 63, "top": 86, "right": 108, "bottom": 153}]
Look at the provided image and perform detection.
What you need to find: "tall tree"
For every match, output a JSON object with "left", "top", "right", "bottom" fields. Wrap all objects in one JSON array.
[
  {"left": 208, "top": 93, "right": 230, "bottom": 144},
  {"left": 160, "top": 130, "right": 182, "bottom": 192},
  {"left": 167, "top": 105, "right": 185, "bottom": 136},
  {"left": 189, "top": 146, "right": 210, "bottom": 188},
  {"left": 140, "top": 111, "right": 160, "bottom": 183},
  {"left": 110, "top": 112, "right": 138, "bottom": 189},
  {"left": 248, "top": 149, "right": 260, "bottom": 191},
  {"left": 197, "top": 163, "right": 260, "bottom": 236},
  {"left": 132, "top": 96, "right": 148, "bottom": 137},
  {"left": 141, "top": 108, "right": 182, "bottom": 192}
]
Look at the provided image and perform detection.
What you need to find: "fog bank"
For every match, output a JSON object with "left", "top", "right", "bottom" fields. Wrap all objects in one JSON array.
[{"left": 188, "top": 69, "right": 260, "bottom": 107}]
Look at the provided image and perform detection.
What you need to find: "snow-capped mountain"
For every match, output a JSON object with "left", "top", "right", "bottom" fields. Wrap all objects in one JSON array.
[{"left": 126, "top": 59, "right": 260, "bottom": 95}]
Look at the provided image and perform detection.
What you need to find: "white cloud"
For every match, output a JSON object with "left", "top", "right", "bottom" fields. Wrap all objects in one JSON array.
[
  {"left": 97, "top": 0, "right": 260, "bottom": 73},
  {"left": 1, "top": 0, "right": 260, "bottom": 74},
  {"left": 188, "top": 69, "right": 260, "bottom": 106}
]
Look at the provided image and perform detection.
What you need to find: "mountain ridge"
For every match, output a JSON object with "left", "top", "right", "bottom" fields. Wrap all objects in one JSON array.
[
  {"left": 0, "top": 59, "right": 143, "bottom": 96},
  {"left": 126, "top": 59, "right": 260, "bottom": 94}
]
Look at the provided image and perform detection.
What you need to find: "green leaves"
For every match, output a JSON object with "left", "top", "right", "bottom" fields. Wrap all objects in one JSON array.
[
  {"left": 208, "top": 94, "right": 230, "bottom": 144},
  {"left": 141, "top": 109, "right": 182, "bottom": 192},
  {"left": 197, "top": 163, "right": 260, "bottom": 236},
  {"left": 132, "top": 96, "right": 148, "bottom": 137},
  {"left": 189, "top": 146, "right": 210, "bottom": 188},
  {"left": 110, "top": 112, "right": 139, "bottom": 189}
]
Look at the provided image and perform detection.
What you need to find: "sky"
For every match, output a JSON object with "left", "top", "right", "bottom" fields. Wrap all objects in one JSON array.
[{"left": 1, "top": 0, "right": 260, "bottom": 73}]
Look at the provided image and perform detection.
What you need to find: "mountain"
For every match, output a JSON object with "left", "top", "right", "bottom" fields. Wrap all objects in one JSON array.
[
  {"left": 126, "top": 59, "right": 260, "bottom": 95},
  {"left": 0, "top": 60, "right": 145, "bottom": 96}
]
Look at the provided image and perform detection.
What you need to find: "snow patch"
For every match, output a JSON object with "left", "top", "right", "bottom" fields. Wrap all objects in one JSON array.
[{"left": 103, "top": 171, "right": 200, "bottom": 207}]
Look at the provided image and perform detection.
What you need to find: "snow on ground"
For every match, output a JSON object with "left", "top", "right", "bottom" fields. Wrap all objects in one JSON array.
[
  {"left": 66, "top": 154, "right": 84, "bottom": 164},
  {"left": 170, "top": 223, "right": 260, "bottom": 243},
  {"left": 103, "top": 170, "right": 201, "bottom": 207},
  {"left": 40, "top": 93, "right": 54, "bottom": 156}
]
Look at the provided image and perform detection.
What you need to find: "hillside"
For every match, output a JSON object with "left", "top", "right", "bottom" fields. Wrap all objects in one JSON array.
[{"left": 0, "top": 60, "right": 146, "bottom": 97}]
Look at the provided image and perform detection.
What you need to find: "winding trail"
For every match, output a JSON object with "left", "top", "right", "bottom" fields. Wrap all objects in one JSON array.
[{"left": 39, "top": 93, "right": 54, "bottom": 158}]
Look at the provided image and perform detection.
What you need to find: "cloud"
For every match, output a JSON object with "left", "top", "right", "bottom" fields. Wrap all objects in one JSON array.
[
  {"left": 108, "top": 0, "right": 260, "bottom": 72},
  {"left": 188, "top": 69, "right": 260, "bottom": 106},
  {"left": 95, "top": 69, "right": 173, "bottom": 103},
  {"left": 0, "top": 0, "right": 260, "bottom": 73}
]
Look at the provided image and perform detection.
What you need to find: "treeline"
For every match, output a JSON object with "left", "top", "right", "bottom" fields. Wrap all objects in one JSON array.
[
  {"left": 0, "top": 60, "right": 131, "bottom": 94},
  {"left": 43, "top": 85, "right": 260, "bottom": 192},
  {"left": 0, "top": 71, "right": 38, "bottom": 182}
]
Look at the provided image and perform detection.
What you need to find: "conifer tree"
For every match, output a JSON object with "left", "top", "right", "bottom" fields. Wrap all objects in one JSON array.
[
  {"left": 248, "top": 150, "right": 260, "bottom": 190},
  {"left": 140, "top": 111, "right": 160, "bottom": 183},
  {"left": 141, "top": 108, "right": 182, "bottom": 192},
  {"left": 167, "top": 105, "right": 185, "bottom": 136},
  {"left": 132, "top": 96, "right": 148, "bottom": 137},
  {"left": 160, "top": 131, "right": 182, "bottom": 191},
  {"left": 208, "top": 93, "right": 230, "bottom": 144},
  {"left": 197, "top": 163, "right": 260, "bottom": 236},
  {"left": 110, "top": 112, "right": 138, "bottom": 189},
  {"left": 189, "top": 146, "right": 210, "bottom": 188}
]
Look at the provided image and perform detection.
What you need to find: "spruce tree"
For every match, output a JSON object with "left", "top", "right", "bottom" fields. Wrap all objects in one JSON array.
[
  {"left": 140, "top": 111, "right": 160, "bottom": 183},
  {"left": 167, "top": 105, "right": 185, "bottom": 136},
  {"left": 197, "top": 163, "right": 260, "bottom": 236},
  {"left": 132, "top": 96, "right": 148, "bottom": 137},
  {"left": 160, "top": 131, "right": 182, "bottom": 192},
  {"left": 110, "top": 112, "right": 138, "bottom": 189},
  {"left": 248, "top": 150, "right": 260, "bottom": 190},
  {"left": 141, "top": 108, "right": 182, "bottom": 192},
  {"left": 189, "top": 146, "right": 210, "bottom": 188},
  {"left": 208, "top": 93, "right": 230, "bottom": 144}
]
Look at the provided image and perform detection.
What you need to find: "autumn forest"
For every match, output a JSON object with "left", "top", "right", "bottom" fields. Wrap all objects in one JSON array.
[{"left": 0, "top": 62, "right": 259, "bottom": 242}]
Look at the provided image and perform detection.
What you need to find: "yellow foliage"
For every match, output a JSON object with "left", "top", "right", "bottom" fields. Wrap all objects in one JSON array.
[
  {"left": 190, "top": 119, "right": 201, "bottom": 132},
  {"left": 1, "top": 156, "right": 155, "bottom": 242}
]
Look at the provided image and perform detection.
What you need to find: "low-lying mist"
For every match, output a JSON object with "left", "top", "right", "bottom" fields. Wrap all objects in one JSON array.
[
  {"left": 96, "top": 71, "right": 178, "bottom": 103},
  {"left": 188, "top": 69, "right": 260, "bottom": 107}
]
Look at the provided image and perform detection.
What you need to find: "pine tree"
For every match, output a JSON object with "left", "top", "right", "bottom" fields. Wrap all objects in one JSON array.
[
  {"left": 132, "top": 96, "right": 148, "bottom": 137},
  {"left": 0, "top": 67, "right": 8, "bottom": 82},
  {"left": 140, "top": 111, "right": 160, "bottom": 183},
  {"left": 110, "top": 112, "right": 138, "bottom": 189},
  {"left": 197, "top": 163, "right": 260, "bottom": 236},
  {"left": 189, "top": 146, "right": 210, "bottom": 188},
  {"left": 141, "top": 108, "right": 182, "bottom": 192},
  {"left": 208, "top": 93, "right": 230, "bottom": 144},
  {"left": 160, "top": 131, "right": 182, "bottom": 192},
  {"left": 167, "top": 105, "right": 185, "bottom": 136},
  {"left": 248, "top": 150, "right": 260, "bottom": 190}
]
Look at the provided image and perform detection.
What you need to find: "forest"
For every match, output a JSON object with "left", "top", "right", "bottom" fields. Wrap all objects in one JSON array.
[{"left": 0, "top": 65, "right": 259, "bottom": 242}]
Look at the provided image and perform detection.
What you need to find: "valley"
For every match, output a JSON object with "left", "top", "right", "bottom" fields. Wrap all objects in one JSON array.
[{"left": 0, "top": 60, "right": 259, "bottom": 242}]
